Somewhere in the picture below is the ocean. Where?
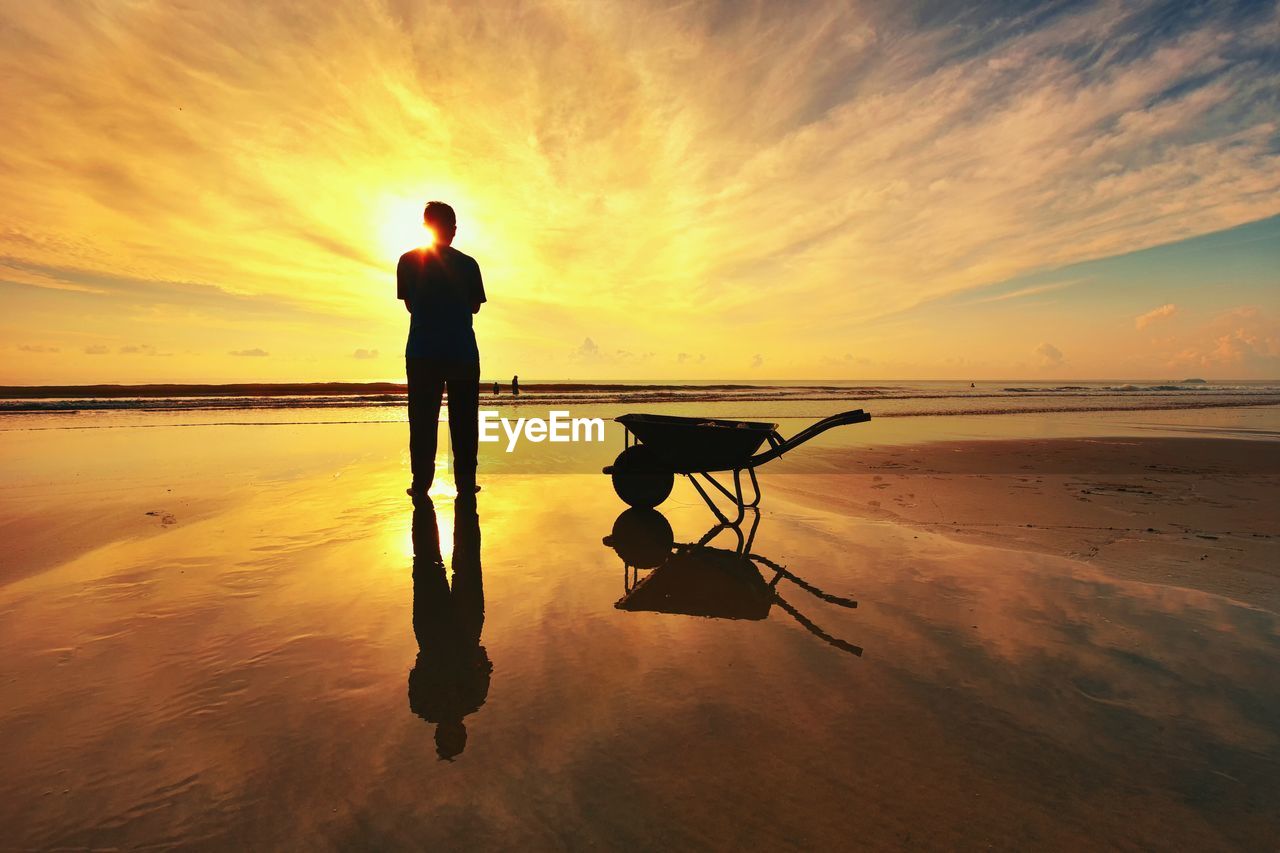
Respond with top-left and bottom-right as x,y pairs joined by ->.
2,379 -> 1278,429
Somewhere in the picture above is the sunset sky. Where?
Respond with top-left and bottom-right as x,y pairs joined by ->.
2,0 -> 1277,383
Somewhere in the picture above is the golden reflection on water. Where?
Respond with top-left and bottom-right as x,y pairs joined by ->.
0,421 -> 1278,849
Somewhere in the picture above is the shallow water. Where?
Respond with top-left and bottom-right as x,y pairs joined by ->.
4,378 -> 1279,431
1,421 -> 1277,849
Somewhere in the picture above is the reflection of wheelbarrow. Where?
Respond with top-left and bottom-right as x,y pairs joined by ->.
602,508 -> 863,657
602,410 -> 871,524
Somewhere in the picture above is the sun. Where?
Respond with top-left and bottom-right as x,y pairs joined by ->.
369,186 -> 491,262
373,195 -> 434,259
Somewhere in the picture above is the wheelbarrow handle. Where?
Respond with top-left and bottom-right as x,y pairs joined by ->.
772,593 -> 864,657
753,553 -> 858,609
748,409 -> 871,466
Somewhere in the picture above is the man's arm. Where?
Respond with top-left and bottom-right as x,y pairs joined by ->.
471,259 -> 487,315
397,253 -> 413,314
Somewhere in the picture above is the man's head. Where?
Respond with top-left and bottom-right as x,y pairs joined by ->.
423,201 -> 457,247
435,719 -> 468,760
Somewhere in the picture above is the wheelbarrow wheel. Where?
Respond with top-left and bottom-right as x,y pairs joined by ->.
603,508 -> 674,568
610,444 -> 674,508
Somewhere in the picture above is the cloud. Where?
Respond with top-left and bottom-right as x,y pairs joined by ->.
84,344 -> 109,355
1034,342 -> 1065,368
119,344 -> 171,356
823,352 -> 873,367
352,348 -> 379,359
572,337 -> 602,362
1135,303 -> 1178,330
229,348 -> 269,357
973,280 -> 1080,305
1,1 -> 1279,381
0,257 -> 337,320
18,344 -> 60,353
1209,330 -> 1273,368
1207,330 -> 1280,373
567,336 -> 651,365
1168,306 -> 1280,376
750,353 -> 764,369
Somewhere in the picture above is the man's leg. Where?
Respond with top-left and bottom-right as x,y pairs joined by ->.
445,364 -> 481,495
406,358 -> 445,495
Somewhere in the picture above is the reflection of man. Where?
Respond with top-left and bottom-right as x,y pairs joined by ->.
407,500 -> 490,760
398,201 -> 486,499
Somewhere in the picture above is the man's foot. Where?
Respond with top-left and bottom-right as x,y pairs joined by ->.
408,484 -> 477,499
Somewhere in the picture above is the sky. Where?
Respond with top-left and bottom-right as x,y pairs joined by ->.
1,0 -> 1278,383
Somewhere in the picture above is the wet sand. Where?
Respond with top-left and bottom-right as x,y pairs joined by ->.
776,436 -> 1280,612
0,420 -> 1278,849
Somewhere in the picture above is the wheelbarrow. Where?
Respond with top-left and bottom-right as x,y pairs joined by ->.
603,409 -> 871,524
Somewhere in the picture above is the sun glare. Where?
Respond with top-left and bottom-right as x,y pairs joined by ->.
373,195 -> 435,260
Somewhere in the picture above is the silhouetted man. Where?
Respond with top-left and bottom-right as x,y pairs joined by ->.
407,499 -> 489,760
398,201 -> 486,499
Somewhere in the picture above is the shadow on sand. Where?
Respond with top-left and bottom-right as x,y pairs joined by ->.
603,508 -> 864,657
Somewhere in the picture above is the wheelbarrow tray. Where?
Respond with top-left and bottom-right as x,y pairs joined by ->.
616,413 -> 778,473
615,546 -> 773,620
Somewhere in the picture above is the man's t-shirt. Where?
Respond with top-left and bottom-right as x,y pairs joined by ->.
397,245 -> 486,363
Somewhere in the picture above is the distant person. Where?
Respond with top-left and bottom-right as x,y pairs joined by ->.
407,500 -> 489,760
397,201 -> 485,499
492,381 -> 500,396
511,375 -> 520,397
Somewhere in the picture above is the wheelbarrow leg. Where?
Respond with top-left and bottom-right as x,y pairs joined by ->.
742,507 -> 761,554
688,472 -> 746,526
688,473 -> 732,526
711,471 -> 746,509
744,466 -> 762,508
695,518 -> 746,553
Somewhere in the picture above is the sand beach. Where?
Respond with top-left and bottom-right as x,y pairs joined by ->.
1,394 -> 1277,850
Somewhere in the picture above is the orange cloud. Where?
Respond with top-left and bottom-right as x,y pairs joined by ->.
0,2 -> 1277,381
1135,304 -> 1178,330
1168,307 -> 1280,375
1034,342 -> 1065,368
